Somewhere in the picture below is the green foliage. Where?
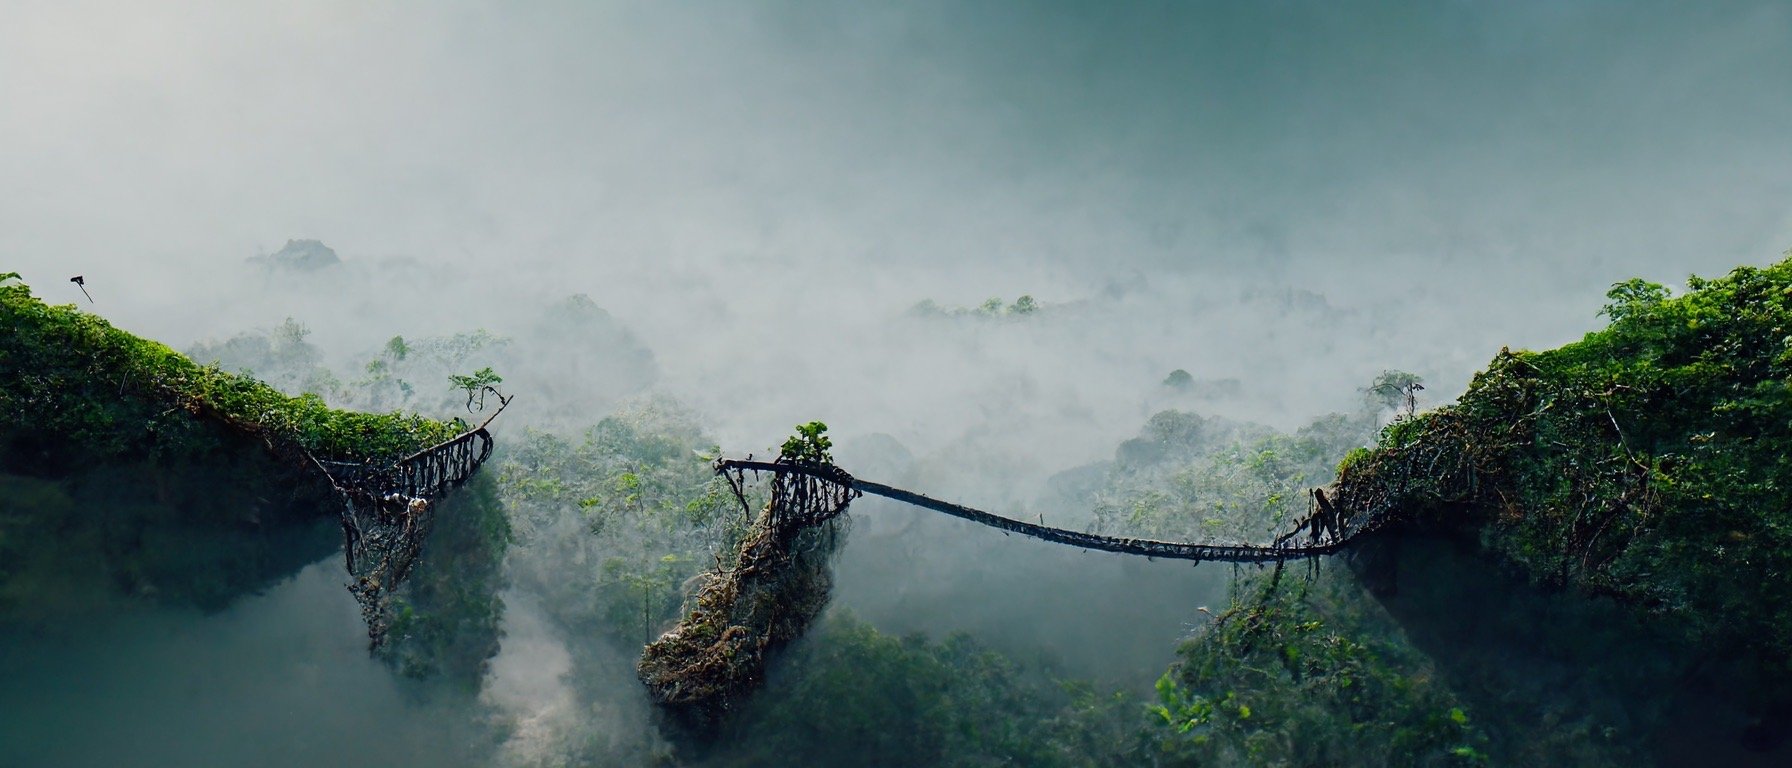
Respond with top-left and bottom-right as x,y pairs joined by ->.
497,399 -> 736,647
779,420 -> 834,463
713,613 -> 1143,767
195,324 -> 510,416
1338,255 -> 1792,685
448,366 -> 504,412
0,281 -> 462,466
448,365 -> 503,393
383,335 -> 410,362
1598,278 -> 1671,323
187,317 -> 343,403
501,406 -> 1146,761
908,295 -> 1048,319
1336,446 -> 1373,475
1365,369 -> 1426,418
1092,408 -> 1376,543
378,474 -> 510,688
2,282 -> 503,682
1150,567 -> 1489,767
0,280 -> 494,647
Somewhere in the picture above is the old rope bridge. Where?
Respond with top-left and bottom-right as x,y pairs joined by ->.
638,449 -> 1402,726
311,395 -> 511,647
716,456 -> 1394,564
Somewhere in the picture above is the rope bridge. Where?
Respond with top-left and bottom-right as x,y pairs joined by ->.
311,397 -> 508,647
316,427 -> 493,506
641,453 -> 1392,725
716,457 -> 1398,564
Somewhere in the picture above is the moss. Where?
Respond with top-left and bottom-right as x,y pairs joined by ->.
0,278 -> 463,470
637,507 -> 845,728
637,425 -> 858,729
1336,446 -> 1374,475
1149,256 -> 1792,765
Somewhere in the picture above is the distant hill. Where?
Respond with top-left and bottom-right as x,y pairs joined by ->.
249,238 -> 341,271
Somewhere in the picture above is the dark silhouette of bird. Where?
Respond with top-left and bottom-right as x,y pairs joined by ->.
70,275 -> 92,303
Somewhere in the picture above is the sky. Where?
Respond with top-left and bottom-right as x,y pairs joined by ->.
6,0 -> 1792,620
4,3 -> 1788,430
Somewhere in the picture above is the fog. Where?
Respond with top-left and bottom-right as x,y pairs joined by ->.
0,562 -> 489,767
4,1 -> 1791,765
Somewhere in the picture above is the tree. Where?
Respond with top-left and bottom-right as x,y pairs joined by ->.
780,421 -> 833,463
1599,278 -> 1671,323
384,335 -> 410,362
448,366 -> 504,412
1365,370 -> 1425,418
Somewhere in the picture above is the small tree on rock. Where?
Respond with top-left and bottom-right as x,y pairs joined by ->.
449,366 -> 504,412
780,421 -> 833,464
1366,370 -> 1425,419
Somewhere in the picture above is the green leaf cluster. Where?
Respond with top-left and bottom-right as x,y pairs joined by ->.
779,420 -> 834,464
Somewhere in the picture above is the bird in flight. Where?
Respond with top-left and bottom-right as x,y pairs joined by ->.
70,275 -> 92,303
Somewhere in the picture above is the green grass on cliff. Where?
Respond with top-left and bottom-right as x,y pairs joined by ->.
0,274 -> 464,467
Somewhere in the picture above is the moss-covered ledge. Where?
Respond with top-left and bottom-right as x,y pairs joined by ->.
1151,257 -> 1792,765
1332,255 -> 1792,688
0,276 -> 463,469
0,274 -> 468,614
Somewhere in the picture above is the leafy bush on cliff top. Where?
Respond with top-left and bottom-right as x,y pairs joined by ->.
1338,255 -> 1792,677
0,278 -> 462,466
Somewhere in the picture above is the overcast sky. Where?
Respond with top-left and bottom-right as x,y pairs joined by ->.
4,0 -> 1791,455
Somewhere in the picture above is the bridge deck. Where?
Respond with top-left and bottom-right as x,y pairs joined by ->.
718,458 -> 1380,564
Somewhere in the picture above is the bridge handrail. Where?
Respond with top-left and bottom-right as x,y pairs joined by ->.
391,393 -> 511,467
716,458 -> 1368,564
311,394 -> 511,499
